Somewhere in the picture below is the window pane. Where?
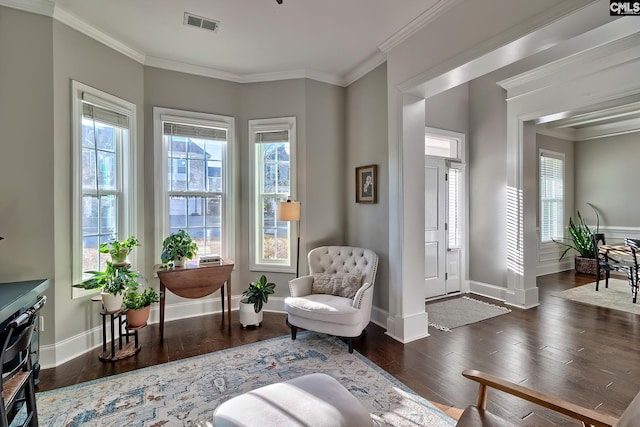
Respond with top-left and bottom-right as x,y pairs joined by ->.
163,118 -> 229,258
263,164 -> 277,193
99,195 -> 117,235
97,151 -> 116,190
448,168 -> 461,249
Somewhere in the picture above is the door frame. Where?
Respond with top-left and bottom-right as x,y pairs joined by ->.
424,127 -> 469,297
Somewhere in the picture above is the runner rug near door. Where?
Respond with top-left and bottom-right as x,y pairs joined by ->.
35,332 -> 455,427
427,296 -> 511,331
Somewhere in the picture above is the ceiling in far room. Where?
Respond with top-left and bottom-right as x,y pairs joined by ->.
536,97 -> 640,141
46,0 -> 448,86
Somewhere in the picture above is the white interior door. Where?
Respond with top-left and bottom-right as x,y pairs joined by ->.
425,157 -> 446,298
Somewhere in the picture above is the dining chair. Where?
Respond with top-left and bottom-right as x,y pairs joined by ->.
1,296 -> 46,427
592,233 -> 612,291
624,238 -> 640,304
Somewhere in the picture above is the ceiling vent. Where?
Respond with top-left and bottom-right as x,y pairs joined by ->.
183,12 -> 220,33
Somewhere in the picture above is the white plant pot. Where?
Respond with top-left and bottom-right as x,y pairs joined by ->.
173,256 -> 185,267
101,292 -> 124,312
239,301 -> 263,328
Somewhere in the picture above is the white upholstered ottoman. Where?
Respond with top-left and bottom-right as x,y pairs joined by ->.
213,373 -> 371,427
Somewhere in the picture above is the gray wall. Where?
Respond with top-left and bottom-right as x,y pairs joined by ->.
52,20 -> 145,342
426,83 -> 469,135
345,63 -> 389,310
468,75 -> 508,287
575,132 -> 640,227
0,7 -> 54,344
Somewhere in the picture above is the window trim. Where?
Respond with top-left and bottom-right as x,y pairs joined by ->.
153,107 -> 236,264
539,148 -> 565,244
425,126 -> 465,162
249,117 -> 297,273
71,80 -> 138,298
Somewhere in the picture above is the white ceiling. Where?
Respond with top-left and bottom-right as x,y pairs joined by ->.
45,0 -> 448,86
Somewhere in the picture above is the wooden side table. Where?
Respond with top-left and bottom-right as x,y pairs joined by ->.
155,260 -> 234,340
92,296 -> 143,362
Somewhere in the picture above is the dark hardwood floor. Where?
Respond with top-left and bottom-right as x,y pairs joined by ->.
39,271 -> 640,425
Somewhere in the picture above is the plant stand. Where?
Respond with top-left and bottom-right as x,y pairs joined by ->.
92,296 -> 143,362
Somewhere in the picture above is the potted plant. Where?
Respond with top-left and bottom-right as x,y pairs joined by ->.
239,275 -> 275,328
123,287 -> 161,328
554,208 -> 599,274
100,236 -> 140,265
161,229 -> 198,267
73,262 -> 141,312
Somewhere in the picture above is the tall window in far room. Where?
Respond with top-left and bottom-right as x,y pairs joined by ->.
154,108 -> 235,262
539,150 -> 564,242
71,81 -> 137,297
249,117 -> 296,272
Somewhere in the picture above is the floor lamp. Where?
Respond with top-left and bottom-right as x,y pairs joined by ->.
278,198 -> 301,277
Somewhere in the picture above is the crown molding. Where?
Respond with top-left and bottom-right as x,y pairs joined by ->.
343,51 -> 387,87
0,0 -> 53,16
243,69 -> 343,86
378,0 -> 462,53
548,100 -> 640,128
498,29 -> 640,100
144,56 -> 243,83
53,5 -> 146,64
145,56 -> 344,86
574,117 -> 640,140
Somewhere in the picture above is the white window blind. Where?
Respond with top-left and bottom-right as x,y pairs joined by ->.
448,168 -> 462,249
540,151 -> 564,242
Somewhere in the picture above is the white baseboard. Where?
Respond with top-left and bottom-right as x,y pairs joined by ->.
370,304 -> 388,329
41,295 -> 289,368
468,280 -> 509,301
537,260 -> 573,276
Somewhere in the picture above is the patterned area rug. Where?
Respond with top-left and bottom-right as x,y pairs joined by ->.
553,278 -> 640,314
427,296 -> 511,332
36,332 -> 455,426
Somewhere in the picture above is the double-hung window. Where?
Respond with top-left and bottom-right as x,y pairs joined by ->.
154,108 -> 235,261
539,150 -> 564,242
71,81 -> 137,297
249,117 -> 296,272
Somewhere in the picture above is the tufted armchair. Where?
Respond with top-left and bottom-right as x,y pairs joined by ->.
284,246 -> 378,353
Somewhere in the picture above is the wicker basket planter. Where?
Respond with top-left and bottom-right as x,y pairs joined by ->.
575,257 -> 597,275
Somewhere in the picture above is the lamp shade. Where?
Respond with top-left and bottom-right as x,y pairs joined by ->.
278,200 -> 301,221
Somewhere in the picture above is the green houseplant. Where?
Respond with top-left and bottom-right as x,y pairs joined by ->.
123,287 -> 161,327
239,275 -> 276,328
554,207 -> 600,274
161,230 -> 198,267
73,262 -> 141,312
100,236 -> 140,265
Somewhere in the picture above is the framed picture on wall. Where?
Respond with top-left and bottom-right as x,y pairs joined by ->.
356,164 -> 377,204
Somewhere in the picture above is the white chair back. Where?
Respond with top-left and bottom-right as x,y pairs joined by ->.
307,246 -> 378,286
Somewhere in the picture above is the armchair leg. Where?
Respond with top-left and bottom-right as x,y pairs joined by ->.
291,325 -> 297,340
347,337 -> 353,353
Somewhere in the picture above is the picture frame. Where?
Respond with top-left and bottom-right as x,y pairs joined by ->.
355,164 -> 377,204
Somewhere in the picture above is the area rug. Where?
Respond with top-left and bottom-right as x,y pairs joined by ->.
552,278 -> 640,314
427,296 -> 511,331
35,332 -> 455,426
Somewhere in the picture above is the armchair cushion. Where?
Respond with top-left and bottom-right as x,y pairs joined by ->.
285,294 -> 362,325
312,273 -> 362,298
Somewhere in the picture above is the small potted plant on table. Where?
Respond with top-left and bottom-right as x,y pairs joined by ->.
161,230 -> 198,267
123,287 -> 161,328
239,275 -> 276,328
